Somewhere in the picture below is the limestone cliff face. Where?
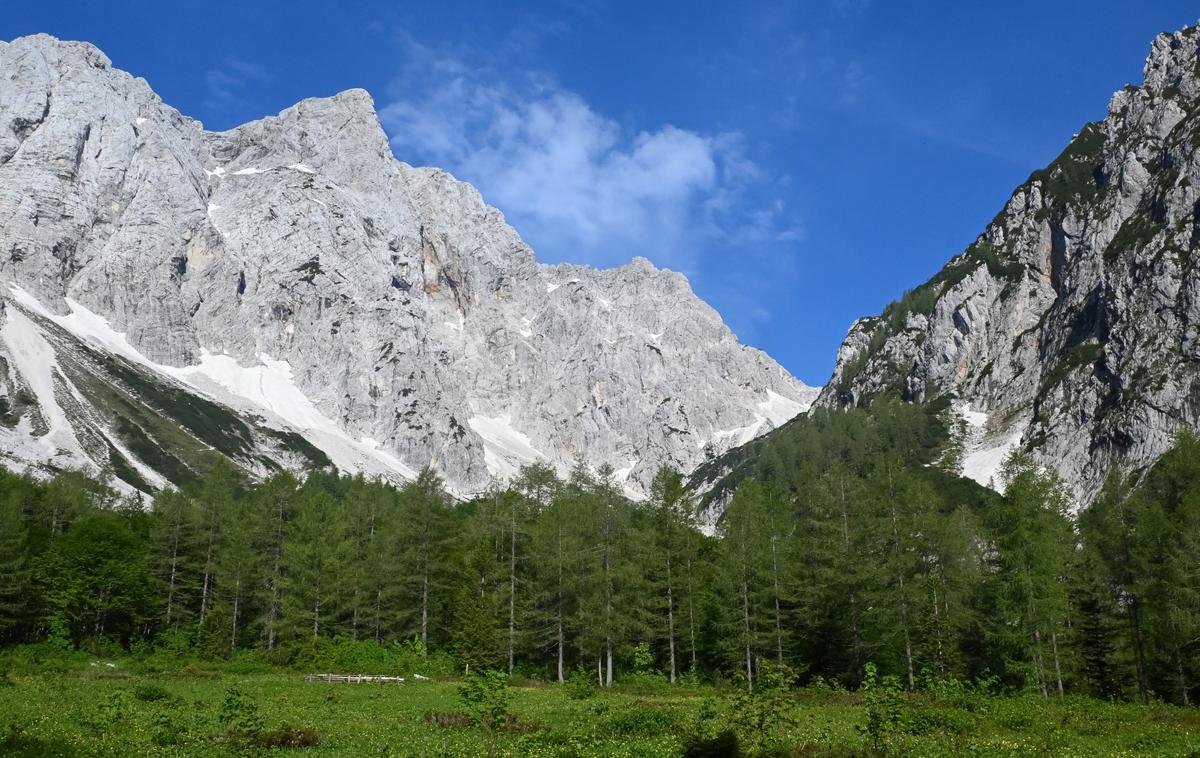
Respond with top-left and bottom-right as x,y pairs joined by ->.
818,25 -> 1200,504
0,34 -> 816,495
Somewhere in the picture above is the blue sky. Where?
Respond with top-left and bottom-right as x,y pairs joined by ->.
6,1 -> 1196,385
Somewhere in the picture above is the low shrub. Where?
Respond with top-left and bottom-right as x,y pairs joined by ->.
0,724 -> 76,758
729,662 -> 801,755
132,682 -> 173,702
565,666 -> 597,700
858,663 -> 905,753
214,686 -> 320,749
254,724 -> 322,748
426,711 -> 473,728
218,686 -> 265,738
905,706 -> 974,735
682,728 -> 740,758
602,702 -> 684,736
501,714 -> 544,734
459,670 -> 510,733
614,671 -> 673,694
149,709 -> 188,747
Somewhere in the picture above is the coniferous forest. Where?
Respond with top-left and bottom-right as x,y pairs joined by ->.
2,399 -> 1197,710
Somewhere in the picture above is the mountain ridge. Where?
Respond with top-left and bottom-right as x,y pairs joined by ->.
0,32 -> 817,497
809,23 -> 1200,506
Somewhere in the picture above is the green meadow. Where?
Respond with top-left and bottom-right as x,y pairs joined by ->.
1,652 -> 1198,757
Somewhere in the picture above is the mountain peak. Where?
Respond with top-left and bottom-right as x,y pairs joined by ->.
8,32 -> 114,75
1141,24 -> 1200,100
206,86 -> 393,181
0,33 -> 815,499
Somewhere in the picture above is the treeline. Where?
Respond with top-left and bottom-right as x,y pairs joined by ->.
0,401 -> 1196,704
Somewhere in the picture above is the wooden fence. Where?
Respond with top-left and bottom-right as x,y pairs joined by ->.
303,673 -> 406,684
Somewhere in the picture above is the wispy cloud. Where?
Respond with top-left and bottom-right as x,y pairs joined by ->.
830,0 -> 871,17
378,36 -> 798,273
204,56 -> 273,115
882,98 -> 1043,167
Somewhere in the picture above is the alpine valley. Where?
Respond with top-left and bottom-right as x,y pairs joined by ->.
6,13 -> 1200,755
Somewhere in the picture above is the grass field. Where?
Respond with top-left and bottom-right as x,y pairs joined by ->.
1,657 -> 1199,757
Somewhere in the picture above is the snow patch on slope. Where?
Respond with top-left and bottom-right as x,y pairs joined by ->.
699,388 -> 814,454
467,414 -> 545,482
176,352 -> 333,433
0,307 -> 82,458
167,353 -> 422,484
758,388 -> 810,427
956,402 -> 1023,492
962,432 -> 1023,491
7,286 -> 421,487
709,417 -> 767,449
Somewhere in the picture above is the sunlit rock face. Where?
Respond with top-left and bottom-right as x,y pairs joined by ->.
817,25 -> 1200,507
0,34 -> 816,496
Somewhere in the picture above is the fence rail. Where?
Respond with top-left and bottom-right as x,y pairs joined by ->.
303,673 -> 406,684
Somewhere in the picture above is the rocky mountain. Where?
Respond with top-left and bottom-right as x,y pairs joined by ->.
0,33 -> 816,497
815,24 -> 1200,506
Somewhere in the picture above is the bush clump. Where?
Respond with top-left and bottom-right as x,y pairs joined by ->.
565,666 -> 598,700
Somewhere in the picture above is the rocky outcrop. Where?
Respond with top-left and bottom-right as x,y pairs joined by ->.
819,24 -> 1200,505
0,34 -> 816,496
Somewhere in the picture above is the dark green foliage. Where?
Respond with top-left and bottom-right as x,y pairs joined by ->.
566,666 -> 598,699
693,398 -> 975,515
882,286 -> 938,333
729,661 -> 800,753
266,430 -> 334,469
1040,342 -> 1103,396
682,728 -> 740,758
0,386 -> 38,428
968,241 -> 1025,282
0,422 -> 1196,709
110,414 -> 195,486
104,442 -> 153,494
1104,212 -> 1164,262
859,662 -> 905,753
980,452 -> 1074,696
88,350 -> 253,460
218,686 -> 265,738
295,258 -> 323,284
254,724 -> 322,748
452,543 -> 506,673
835,339 -> 874,392
131,682 -> 172,702
31,512 -> 155,647
1079,430 -> 1200,705
834,240 -> 1026,402
1027,122 -> 1108,206
459,669 -> 511,733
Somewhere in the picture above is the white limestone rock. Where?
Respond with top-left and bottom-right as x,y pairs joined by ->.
0,33 -> 817,497
818,24 -> 1200,507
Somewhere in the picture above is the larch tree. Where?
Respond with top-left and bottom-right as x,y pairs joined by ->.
281,485 -> 347,641
396,468 -> 455,652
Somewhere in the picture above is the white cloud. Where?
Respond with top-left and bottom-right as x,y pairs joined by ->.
378,40 -> 794,271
